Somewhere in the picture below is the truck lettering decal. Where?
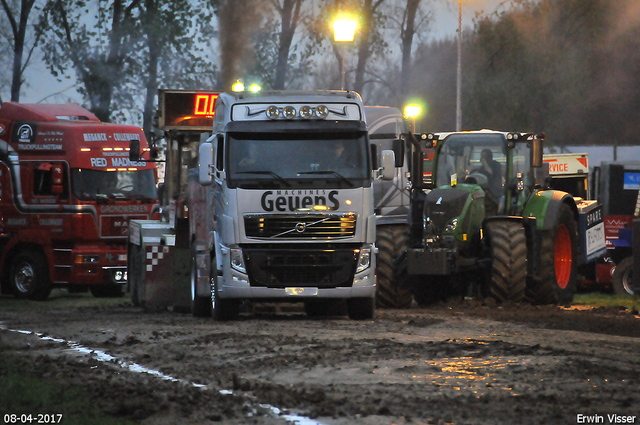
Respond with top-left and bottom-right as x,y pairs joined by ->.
7,218 -> 27,226
261,190 -> 340,212
83,133 -> 108,141
100,205 -> 149,213
18,144 -> 62,150
110,157 -> 147,167
113,133 -> 140,141
91,158 -> 108,167
39,218 -> 63,226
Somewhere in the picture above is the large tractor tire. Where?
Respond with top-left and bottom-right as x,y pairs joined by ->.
528,203 -> 578,305
485,221 -> 527,302
10,250 -> 51,301
612,257 -> 634,297
376,225 -> 413,309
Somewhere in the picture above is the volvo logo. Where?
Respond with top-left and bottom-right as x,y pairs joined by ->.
295,222 -> 307,233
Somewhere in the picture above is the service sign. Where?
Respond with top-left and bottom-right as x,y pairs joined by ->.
543,154 -> 588,176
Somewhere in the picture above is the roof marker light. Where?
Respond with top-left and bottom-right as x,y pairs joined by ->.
266,105 -> 280,119
283,106 -> 296,119
300,106 -> 313,119
315,105 -> 328,119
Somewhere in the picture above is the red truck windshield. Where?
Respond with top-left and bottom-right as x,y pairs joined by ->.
72,169 -> 157,201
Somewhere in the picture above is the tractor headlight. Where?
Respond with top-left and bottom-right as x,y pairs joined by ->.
445,218 -> 459,232
356,248 -> 371,273
230,249 -> 246,274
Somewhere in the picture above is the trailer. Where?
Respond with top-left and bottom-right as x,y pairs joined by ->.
0,102 -> 159,299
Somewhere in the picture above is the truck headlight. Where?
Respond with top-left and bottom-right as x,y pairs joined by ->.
445,218 -> 458,232
356,248 -> 371,273
230,249 -> 246,274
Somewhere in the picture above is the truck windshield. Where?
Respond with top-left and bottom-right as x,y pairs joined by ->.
435,134 -> 506,199
227,132 -> 370,189
71,169 -> 158,201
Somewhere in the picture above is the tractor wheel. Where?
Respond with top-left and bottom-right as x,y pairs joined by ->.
210,261 -> 239,321
612,257 -> 634,297
376,225 -> 413,309
190,245 -> 212,317
10,250 -> 51,301
528,203 -> 578,305
485,221 -> 527,302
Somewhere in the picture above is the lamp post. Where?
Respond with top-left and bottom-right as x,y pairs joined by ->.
456,0 -> 462,131
404,104 -> 422,133
333,16 -> 357,91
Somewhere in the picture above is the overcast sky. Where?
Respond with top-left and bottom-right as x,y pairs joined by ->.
17,0 -> 506,104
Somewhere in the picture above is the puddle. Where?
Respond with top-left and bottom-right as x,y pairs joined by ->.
0,324 -> 325,425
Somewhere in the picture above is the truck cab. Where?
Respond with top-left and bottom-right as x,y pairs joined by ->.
0,102 -> 159,299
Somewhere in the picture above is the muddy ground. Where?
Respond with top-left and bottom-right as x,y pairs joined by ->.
1,296 -> 640,425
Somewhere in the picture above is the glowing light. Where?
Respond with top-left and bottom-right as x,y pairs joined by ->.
249,84 -> 261,92
333,17 -> 358,42
80,148 -> 90,152
404,105 -> 422,119
194,94 -> 218,115
232,80 -> 245,92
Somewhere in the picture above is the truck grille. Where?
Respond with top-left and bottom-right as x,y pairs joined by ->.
244,248 -> 357,288
244,213 -> 357,239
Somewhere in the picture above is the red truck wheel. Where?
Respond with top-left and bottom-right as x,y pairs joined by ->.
10,251 -> 51,301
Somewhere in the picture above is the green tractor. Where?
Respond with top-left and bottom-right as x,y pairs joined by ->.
401,130 -> 605,305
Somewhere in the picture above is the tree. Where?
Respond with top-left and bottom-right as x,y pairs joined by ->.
273,0 -> 303,89
43,0 -> 143,121
1,0 -> 50,102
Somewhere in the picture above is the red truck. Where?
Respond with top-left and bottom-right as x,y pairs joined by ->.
0,102 -> 159,300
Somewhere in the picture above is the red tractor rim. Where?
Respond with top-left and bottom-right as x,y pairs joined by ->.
555,224 -> 572,289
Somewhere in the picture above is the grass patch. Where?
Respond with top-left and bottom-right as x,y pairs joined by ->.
0,355 -> 136,425
573,292 -> 640,312
0,289 -> 132,312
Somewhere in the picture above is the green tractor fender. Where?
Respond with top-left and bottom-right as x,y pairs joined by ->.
522,190 -> 578,232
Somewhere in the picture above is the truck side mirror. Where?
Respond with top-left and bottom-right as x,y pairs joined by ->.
198,142 -> 214,186
129,139 -> 140,161
370,144 -> 378,170
392,139 -> 405,167
379,149 -> 396,180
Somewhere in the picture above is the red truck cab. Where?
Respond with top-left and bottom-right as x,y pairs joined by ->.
0,102 -> 159,299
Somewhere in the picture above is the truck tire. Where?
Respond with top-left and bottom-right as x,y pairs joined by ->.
10,251 -> 51,301
190,245 -> 212,317
210,264 -> 239,321
528,203 -> 578,305
376,225 -> 413,309
612,257 -> 634,297
485,221 -> 527,302
347,297 -> 375,320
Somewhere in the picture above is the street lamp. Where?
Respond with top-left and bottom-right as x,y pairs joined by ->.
333,16 -> 357,91
404,104 -> 422,133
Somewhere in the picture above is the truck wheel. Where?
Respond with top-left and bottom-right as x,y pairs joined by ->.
612,257 -> 634,297
210,265 -> 239,321
485,221 -> 527,302
376,225 -> 413,309
347,297 -> 375,320
10,251 -> 51,300
90,285 -> 125,298
191,245 -> 212,317
529,203 -> 578,305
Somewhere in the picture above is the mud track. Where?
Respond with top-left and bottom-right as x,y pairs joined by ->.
1,299 -> 639,425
